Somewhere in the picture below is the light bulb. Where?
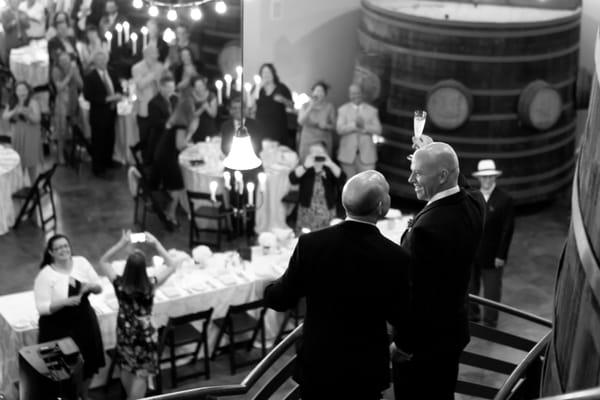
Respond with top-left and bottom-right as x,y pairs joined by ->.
132,0 -> 143,9
166,8 -> 177,21
215,1 -> 227,14
140,26 -> 148,35
162,27 -> 175,44
190,7 -> 202,20
148,5 -> 158,17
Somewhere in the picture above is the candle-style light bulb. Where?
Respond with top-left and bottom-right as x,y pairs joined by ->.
257,172 -> 267,192
246,182 -> 255,206
209,180 -> 218,202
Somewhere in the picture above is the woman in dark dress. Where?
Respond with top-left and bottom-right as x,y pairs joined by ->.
34,234 -> 105,400
100,230 -> 176,400
189,75 -> 218,143
153,95 -> 194,226
255,63 -> 294,148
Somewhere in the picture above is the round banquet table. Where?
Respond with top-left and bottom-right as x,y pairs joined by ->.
254,145 -> 298,234
113,100 -> 139,165
9,40 -> 49,88
0,147 -> 24,235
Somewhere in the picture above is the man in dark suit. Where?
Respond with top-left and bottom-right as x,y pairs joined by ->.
83,50 -> 122,176
392,142 -> 485,400
264,170 -> 411,400
469,159 -> 515,327
220,94 -> 263,157
145,75 -> 176,165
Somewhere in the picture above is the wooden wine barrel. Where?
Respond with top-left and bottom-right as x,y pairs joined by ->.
541,33 -> 600,395
359,0 -> 581,204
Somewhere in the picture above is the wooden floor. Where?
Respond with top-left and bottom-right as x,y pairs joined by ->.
0,160 -> 570,399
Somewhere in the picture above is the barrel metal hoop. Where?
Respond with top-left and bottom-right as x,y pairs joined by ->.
359,30 -> 580,63
361,8 -> 582,39
571,159 -> 600,304
390,77 -> 577,97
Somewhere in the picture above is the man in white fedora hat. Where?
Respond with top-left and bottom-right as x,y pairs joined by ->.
469,159 -> 515,327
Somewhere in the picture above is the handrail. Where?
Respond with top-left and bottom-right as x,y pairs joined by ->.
469,294 -> 553,328
143,324 -> 304,400
538,388 -> 600,400
494,332 -> 552,400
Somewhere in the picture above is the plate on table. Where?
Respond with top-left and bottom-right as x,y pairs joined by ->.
13,320 -> 31,330
161,286 -> 182,299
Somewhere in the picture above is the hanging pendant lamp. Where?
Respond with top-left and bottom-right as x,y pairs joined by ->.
223,125 -> 262,170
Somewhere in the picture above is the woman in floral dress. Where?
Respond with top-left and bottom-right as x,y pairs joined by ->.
289,142 -> 345,233
99,231 -> 177,399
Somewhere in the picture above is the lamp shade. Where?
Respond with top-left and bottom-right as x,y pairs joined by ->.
223,126 -> 262,170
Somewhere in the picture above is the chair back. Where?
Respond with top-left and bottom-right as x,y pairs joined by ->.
228,299 -> 265,315
159,308 -> 214,351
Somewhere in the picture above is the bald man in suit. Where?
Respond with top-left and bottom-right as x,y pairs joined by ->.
392,142 -> 485,400
265,171 -> 411,400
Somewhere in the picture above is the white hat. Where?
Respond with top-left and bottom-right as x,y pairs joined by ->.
472,159 -> 502,177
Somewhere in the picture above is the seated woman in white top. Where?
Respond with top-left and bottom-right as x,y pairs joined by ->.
33,234 -> 105,400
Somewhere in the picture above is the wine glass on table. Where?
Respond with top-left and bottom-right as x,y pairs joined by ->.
408,110 -> 427,161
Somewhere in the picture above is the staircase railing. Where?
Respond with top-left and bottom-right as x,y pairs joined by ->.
143,295 -> 553,400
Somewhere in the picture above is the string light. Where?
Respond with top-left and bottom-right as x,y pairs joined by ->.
148,4 -> 159,17
190,7 -> 202,20
215,1 -> 227,14
132,0 -> 143,8
166,8 -> 177,21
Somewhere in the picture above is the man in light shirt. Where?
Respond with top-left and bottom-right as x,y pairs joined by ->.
392,142 -> 485,400
336,84 -> 382,178
131,44 -> 166,161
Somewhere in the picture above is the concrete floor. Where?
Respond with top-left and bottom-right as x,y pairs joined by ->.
0,162 -> 571,399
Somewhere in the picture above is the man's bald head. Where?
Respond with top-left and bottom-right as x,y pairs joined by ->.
342,170 -> 391,220
409,142 -> 460,201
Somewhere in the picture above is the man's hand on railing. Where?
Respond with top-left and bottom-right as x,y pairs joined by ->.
390,342 -> 413,363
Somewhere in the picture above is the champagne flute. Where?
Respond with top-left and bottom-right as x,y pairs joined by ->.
408,110 -> 427,161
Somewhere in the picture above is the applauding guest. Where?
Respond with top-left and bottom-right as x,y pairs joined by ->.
297,81 -> 336,162
99,230 -> 177,400
3,81 -> 42,183
289,142 -> 345,233
34,234 -> 105,400
265,171 -> 410,400
336,84 -> 382,178
255,63 -> 294,148
188,75 -> 218,143
83,49 -> 122,177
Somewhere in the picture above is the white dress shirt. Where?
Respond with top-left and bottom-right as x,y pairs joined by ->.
427,185 -> 460,206
34,256 -> 101,315
345,216 -> 377,226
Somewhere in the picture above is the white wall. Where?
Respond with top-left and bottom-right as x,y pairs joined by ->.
580,0 -> 600,74
243,0 -> 361,106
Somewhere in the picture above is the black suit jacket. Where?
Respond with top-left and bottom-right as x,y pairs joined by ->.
83,68 -> 121,116
397,189 -> 485,355
475,187 -> 515,269
219,117 -> 263,156
264,221 -> 411,393
145,93 -> 176,162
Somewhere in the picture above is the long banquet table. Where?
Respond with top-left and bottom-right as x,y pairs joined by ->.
0,217 -> 409,399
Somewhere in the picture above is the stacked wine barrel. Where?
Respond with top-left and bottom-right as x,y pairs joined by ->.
357,0 -> 581,204
541,36 -> 600,394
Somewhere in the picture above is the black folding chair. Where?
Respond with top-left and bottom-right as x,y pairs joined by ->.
130,143 -> 166,229
156,308 -> 214,392
12,164 -> 58,233
211,299 -> 267,375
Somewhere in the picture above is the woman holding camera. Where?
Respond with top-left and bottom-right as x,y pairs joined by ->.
297,81 -> 336,162
289,142 -> 345,233
34,234 -> 105,400
99,231 -> 177,400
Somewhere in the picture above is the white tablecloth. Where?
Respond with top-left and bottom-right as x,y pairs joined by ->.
179,141 -> 225,194
113,101 -> 139,165
9,40 -> 49,88
0,146 -> 24,235
254,146 -> 298,234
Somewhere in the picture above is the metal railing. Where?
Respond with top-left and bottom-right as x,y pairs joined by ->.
143,295 -> 555,400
